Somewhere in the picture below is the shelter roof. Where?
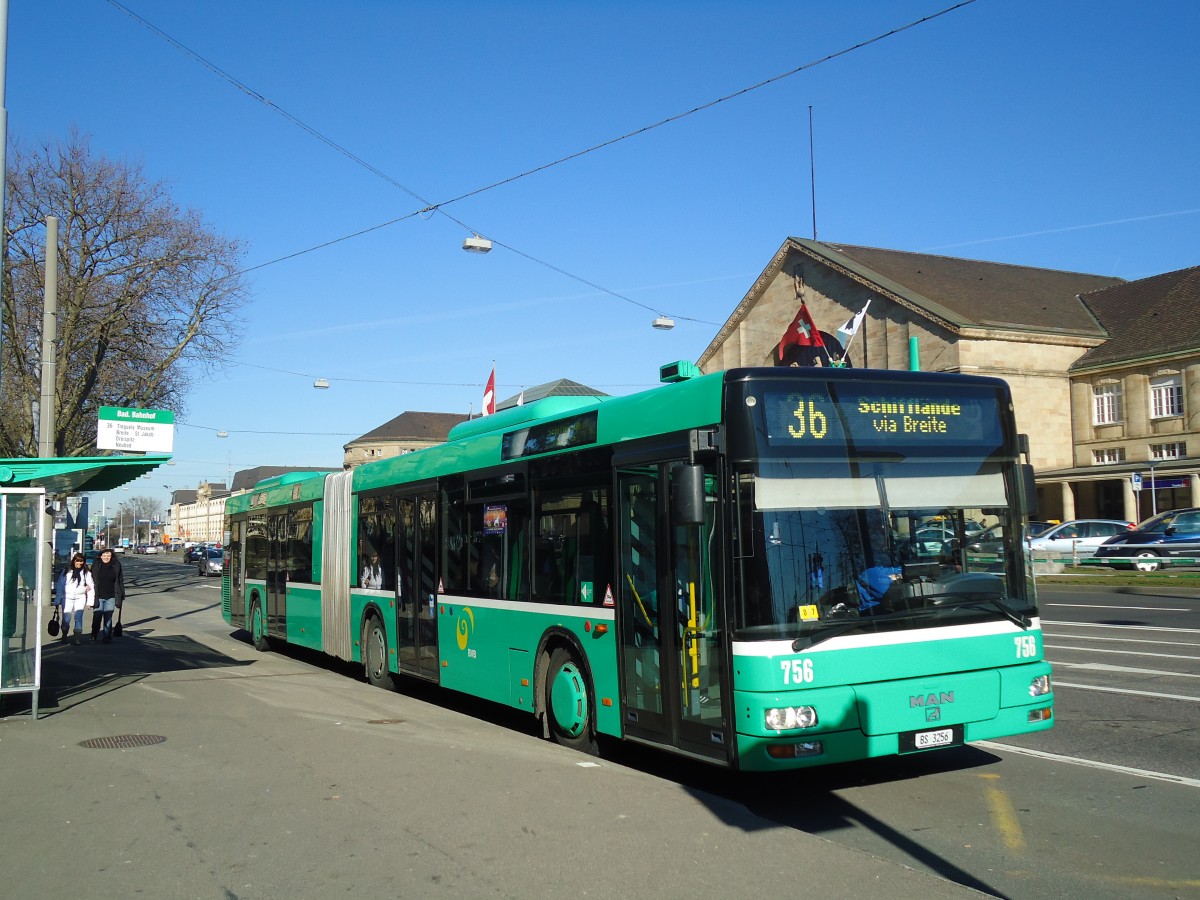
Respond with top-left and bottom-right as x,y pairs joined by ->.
0,455 -> 171,496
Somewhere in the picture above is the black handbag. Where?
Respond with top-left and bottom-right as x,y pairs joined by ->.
47,607 -> 60,637
112,607 -> 122,638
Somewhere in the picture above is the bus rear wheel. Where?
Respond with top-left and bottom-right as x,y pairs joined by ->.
545,647 -> 597,755
250,600 -> 270,652
362,616 -> 392,689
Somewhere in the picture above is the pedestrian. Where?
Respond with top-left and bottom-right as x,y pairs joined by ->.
55,552 -> 95,645
90,547 -> 125,643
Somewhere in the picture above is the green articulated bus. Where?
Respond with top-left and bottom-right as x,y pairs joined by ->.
221,363 -> 1053,771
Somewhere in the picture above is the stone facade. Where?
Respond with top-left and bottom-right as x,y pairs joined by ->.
698,240 -> 1199,523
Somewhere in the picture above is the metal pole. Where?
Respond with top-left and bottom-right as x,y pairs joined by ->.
0,0 -> 9,384
1150,462 -> 1157,517
38,217 -> 59,458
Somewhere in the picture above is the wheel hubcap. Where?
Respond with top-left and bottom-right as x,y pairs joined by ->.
550,662 -> 587,737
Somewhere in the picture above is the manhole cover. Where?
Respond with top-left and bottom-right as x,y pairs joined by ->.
79,734 -> 167,750
367,718 -> 406,725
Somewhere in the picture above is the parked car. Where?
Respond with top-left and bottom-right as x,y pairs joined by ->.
1091,508 -> 1200,572
1025,519 -> 1134,556
966,523 -> 1008,555
1025,521 -> 1056,538
143,543 -> 160,554
184,545 -> 206,563
198,547 -> 224,577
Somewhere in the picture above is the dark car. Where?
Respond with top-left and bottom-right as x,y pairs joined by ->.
197,547 -> 224,577
1090,508 -> 1200,572
184,545 -> 207,563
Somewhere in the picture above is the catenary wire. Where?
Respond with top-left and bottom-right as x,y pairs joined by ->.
105,0 -> 978,323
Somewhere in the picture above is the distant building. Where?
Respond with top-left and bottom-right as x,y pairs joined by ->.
342,380 -> 609,468
698,238 -> 1199,521
168,467 -> 337,542
342,411 -> 470,468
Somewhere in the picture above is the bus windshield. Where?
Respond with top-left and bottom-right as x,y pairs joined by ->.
734,460 -> 1033,643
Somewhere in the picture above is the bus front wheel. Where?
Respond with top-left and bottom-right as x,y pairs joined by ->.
545,647 -> 597,755
362,616 -> 392,689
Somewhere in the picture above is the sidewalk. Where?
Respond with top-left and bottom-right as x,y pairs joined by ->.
2,581 -> 987,900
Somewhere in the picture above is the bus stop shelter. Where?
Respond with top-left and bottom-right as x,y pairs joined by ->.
1,454 -> 170,718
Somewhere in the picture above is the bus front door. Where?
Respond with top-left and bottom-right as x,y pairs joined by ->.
396,493 -> 439,681
617,463 -> 727,763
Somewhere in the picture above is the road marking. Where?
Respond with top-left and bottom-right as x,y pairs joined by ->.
1051,660 -> 1200,677
977,773 -> 1026,851
1052,680 -> 1200,702
1045,643 -> 1200,663
1043,633 -> 1200,648
1043,620 -> 1200,634
974,740 -> 1200,788
1045,603 -> 1188,611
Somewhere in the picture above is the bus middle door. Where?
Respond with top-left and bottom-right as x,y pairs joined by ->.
396,492 -> 439,681
266,512 -> 287,635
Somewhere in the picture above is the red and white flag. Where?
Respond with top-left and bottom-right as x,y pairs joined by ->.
482,366 -> 496,416
778,303 -> 824,361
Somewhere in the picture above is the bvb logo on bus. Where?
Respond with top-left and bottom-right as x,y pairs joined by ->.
456,607 -> 475,651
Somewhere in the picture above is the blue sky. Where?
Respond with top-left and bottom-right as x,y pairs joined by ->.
8,0 -> 1199,516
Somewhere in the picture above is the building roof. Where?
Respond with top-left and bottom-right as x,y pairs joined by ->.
1073,265 -> 1200,369
347,411 -> 470,447
497,378 -> 608,411
796,240 -> 1123,335
231,467 -> 338,492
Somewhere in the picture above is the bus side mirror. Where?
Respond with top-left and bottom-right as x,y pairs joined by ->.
1019,464 -> 1038,519
673,464 -> 706,526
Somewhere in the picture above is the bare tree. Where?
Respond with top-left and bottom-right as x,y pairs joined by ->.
1,130 -> 249,457
105,495 -> 164,546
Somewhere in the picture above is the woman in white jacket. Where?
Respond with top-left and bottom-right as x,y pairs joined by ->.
55,553 -> 95,645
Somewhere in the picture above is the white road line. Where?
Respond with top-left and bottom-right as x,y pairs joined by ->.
1051,660 -> 1200,678
1052,680 -> 1200,702
1045,603 -> 1188,611
1045,643 -> 1200,662
1043,633 -> 1200,648
974,740 -> 1200,789
1043,620 -> 1200,634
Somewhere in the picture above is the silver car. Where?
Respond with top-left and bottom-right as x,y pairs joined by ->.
1026,519 -> 1133,555
198,547 -> 224,577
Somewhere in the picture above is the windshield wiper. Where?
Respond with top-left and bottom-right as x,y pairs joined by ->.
926,592 -> 1031,629
790,607 -> 930,651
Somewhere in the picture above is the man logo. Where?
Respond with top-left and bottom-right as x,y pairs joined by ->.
926,707 -> 942,722
910,691 -> 954,708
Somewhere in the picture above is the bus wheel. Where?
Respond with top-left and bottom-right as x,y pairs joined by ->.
362,616 -> 392,689
250,601 -> 270,652
546,647 -> 597,755
1133,551 -> 1162,573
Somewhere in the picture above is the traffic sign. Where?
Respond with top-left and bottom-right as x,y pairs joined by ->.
1130,472 -> 1142,491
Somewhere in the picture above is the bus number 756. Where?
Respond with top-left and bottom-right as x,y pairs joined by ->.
781,659 -> 814,684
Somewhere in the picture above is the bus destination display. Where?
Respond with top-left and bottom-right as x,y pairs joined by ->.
761,384 -> 1005,452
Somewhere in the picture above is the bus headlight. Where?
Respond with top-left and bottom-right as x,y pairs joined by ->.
1029,674 -> 1052,697
764,706 -> 818,731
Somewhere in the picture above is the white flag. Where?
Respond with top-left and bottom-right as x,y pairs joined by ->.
836,299 -> 871,344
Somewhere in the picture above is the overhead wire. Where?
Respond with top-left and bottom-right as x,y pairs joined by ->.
105,0 -> 979,323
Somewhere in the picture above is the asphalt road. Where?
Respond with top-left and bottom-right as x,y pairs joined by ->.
3,556 -> 1197,899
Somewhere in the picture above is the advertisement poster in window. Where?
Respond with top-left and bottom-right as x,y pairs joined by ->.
483,504 -> 507,535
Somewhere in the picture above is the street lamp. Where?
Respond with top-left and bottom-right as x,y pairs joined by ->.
462,234 -> 492,253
